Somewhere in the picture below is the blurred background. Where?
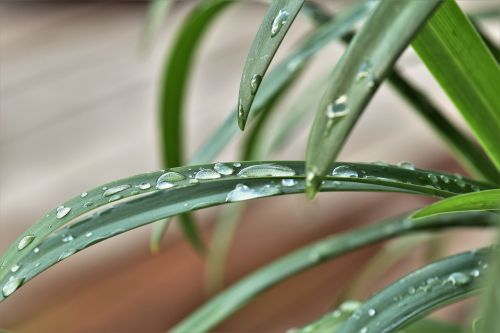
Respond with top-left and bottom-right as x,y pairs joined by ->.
0,0 -> 498,332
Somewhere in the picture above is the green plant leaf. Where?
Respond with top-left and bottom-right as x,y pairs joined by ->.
138,0 -> 174,53
237,0 -> 305,130
154,0 -> 233,252
305,0 -> 442,198
0,161 -> 491,301
412,189 -> 500,219
412,0 -> 500,169
172,211 -> 497,332
192,0 -> 373,165
399,319 -> 469,333
336,247 -> 492,333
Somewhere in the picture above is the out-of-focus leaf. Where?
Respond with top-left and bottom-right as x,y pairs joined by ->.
412,0 -> 500,169
305,0 -> 442,198
139,0 -> 174,53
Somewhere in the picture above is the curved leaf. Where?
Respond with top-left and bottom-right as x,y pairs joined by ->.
237,0 -> 305,130
172,211 -> 497,332
336,247 -> 492,333
305,0 -> 442,198
0,162 -> 492,301
412,189 -> 500,219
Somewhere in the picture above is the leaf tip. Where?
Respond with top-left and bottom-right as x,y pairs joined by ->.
305,169 -> 321,199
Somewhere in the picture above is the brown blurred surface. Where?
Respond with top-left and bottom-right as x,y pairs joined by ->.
0,1 -> 497,332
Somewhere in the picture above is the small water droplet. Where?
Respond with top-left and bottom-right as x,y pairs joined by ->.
233,162 -> 241,167
80,192 -> 88,198
226,183 -> 280,202
18,235 -> 35,250
455,178 -> 466,188
56,206 -> 71,219
427,174 -> 438,184
339,300 -> 362,313
325,95 -> 349,120
271,9 -> 289,36
137,182 -> 151,190
397,161 -> 415,170
360,327 -> 368,333
332,310 -> 341,318
33,247 -> 40,253
332,165 -> 358,178
130,190 -> 139,195
108,194 -> 121,202
281,179 -> 297,187
238,99 -> 244,118
214,163 -> 234,176
10,264 -> 20,273
62,235 -> 74,243
408,286 -> 416,294
103,184 -> 130,197
470,269 -> 480,277
237,164 -> 295,177
83,202 -> 94,208
35,262 -> 41,268
195,168 -> 221,180
157,171 -> 185,183
250,74 -> 262,95
189,179 -> 199,184
368,308 -> 376,316
58,249 -> 76,261
447,272 -> 470,286
85,232 -> 93,237
2,276 -> 23,297
439,175 -> 450,183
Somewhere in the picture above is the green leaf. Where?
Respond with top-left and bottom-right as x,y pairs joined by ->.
305,0 -> 442,198
237,0 -> 305,130
138,0 -> 174,53
336,247 -> 492,333
191,0 -> 374,165
154,0 -> 233,252
0,161 -> 491,301
412,189 -> 500,219
412,0 -> 500,169
399,319 -> 468,333
172,211 -> 497,332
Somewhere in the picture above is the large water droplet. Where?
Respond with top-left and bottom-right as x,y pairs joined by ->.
195,168 -> 221,180
233,162 -> 241,167
332,165 -> 358,178
103,184 -> 130,197
10,264 -> 20,273
237,164 -> 295,177
2,276 -> 23,297
56,206 -> 71,219
214,163 -> 234,176
250,74 -> 262,95
226,183 -> 280,202
156,181 -> 175,190
157,171 -> 185,183
447,272 -> 470,286
397,161 -> 415,170
108,194 -> 122,202
271,9 -> 289,37
137,182 -> 151,190
18,235 -> 35,250
281,179 -> 297,187
325,95 -> 349,120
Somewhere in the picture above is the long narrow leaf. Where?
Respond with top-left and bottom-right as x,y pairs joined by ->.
172,211 -> 497,332
412,189 -> 500,219
412,0 -> 500,169
336,247 -> 492,333
237,0 -> 305,130
305,0 -> 442,198
0,162 -> 492,301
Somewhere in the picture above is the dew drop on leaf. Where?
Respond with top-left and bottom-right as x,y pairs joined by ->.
250,74 -> 262,95
397,161 -> 415,170
237,164 -> 295,177
332,165 -> 358,178
2,276 -> 23,297
447,272 -> 470,286
214,163 -> 234,176
103,184 -> 130,197
10,264 -> 20,273
137,182 -> 151,190
18,235 -> 35,251
195,168 -> 221,180
226,183 -> 280,202
270,9 -> 289,37
56,206 -> 71,219
281,179 -> 297,187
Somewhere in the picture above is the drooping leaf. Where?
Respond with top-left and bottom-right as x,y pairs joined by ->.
412,0 -> 500,169
237,0 -> 305,130
412,189 -> 500,219
305,0 -> 442,198
172,211 -> 497,332
336,247 -> 493,333
0,161 -> 492,301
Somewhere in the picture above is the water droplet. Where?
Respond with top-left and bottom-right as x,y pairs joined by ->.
35,262 -> 41,268
325,95 -> 349,120
238,99 -> 244,118
189,179 -> 199,184
397,161 -> 415,170
339,300 -> 362,313
427,174 -> 438,184
58,249 -> 76,261
250,74 -> 262,95
10,264 -> 20,273
237,164 -> 295,177
356,60 -> 375,88
83,202 -> 94,208
80,192 -> 88,198
214,163 -> 234,176
56,206 -> 71,219
455,178 -> 466,188
103,184 -> 130,197
195,168 -> 221,180
360,327 -> 368,333
233,162 -> 241,167
226,183 -> 280,202
108,194 -> 122,202
2,276 -> 23,297
332,310 -> 342,318
137,182 -> 151,190
62,235 -> 74,243
130,190 -> 139,195
33,247 -> 40,253
18,235 -> 35,250
281,179 -> 297,187
447,272 -> 470,286
271,9 -> 289,36
408,286 -> 416,294
157,171 -> 185,184
372,161 -> 389,166
368,308 -> 376,316
85,232 -> 93,237
439,175 -> 450,183
470,269 -> 480,277
332,165 -> 358,178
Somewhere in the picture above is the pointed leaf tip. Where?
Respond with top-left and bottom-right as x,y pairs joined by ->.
305,170 -> 321,199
